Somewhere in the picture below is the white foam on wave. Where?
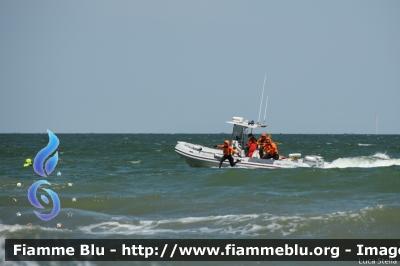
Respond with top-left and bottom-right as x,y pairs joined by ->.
130,160 -> 141,164
325,153 -> 400,169
373,153 -> 391,160
0,223 -> 70,233
77,205 -> 386,237
358,143 -> 375,146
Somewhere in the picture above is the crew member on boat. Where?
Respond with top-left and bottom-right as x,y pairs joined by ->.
246,133 -> 258,157
257,133 -> 269,157
262,138 -> 279,160
214,140 -> 241,168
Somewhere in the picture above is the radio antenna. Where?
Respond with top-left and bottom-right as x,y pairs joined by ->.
263,95 -> 269,124
257,74 -> 266,124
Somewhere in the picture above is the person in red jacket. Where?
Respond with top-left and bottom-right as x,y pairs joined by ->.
214,140 -> 241,168
262,138 -> 279,160
246,133 -> 258,157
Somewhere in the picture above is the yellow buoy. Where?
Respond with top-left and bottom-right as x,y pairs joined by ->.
23,158 -> 32,167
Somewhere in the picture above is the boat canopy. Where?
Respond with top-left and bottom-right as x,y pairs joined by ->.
226,117 -> 267,155
226,117 -> 267,129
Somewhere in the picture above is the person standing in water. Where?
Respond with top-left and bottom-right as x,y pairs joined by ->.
214,140 -> 241,168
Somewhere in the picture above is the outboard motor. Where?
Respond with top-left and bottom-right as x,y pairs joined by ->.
303,155 -> 325,168
232,140 -> 246,157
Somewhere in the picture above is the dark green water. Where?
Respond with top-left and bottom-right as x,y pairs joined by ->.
1,134 -> 400,265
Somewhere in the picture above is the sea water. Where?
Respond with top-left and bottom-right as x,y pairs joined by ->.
1,133 -> 399,265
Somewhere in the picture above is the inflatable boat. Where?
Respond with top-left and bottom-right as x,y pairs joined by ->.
175,117 -> 327,169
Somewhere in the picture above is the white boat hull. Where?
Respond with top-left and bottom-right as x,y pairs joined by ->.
175,141 -> 320,169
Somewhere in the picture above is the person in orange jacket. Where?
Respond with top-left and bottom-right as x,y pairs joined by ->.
246,133 -> 258,157
262,138 -> 279,160
257,133 -> 268,157
214,140 -> 241,168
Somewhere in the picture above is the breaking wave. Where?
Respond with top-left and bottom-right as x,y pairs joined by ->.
373,153 -> 390,160
77,205 -> 386,238
325,153 -> 400,169
0,223 -> 70,233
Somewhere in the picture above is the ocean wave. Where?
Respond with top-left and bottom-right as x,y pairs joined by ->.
373,153 -> 390,160
358,143 -> 375,146
77,205 -> 387,237
325,153 -> 400,169
0,223 -> 70,233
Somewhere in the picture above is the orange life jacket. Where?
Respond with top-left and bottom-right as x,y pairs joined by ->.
247,138 -> 257,153
248,142 -> 257,157
217,144 -> 238,156
247,137 -> 256,147
263,142 -> 278,155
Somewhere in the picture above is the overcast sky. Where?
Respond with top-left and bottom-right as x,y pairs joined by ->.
1,0 -> 399,134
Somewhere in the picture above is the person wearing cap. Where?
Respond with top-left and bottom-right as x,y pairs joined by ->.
257,133 -> 269,157
262,138 -> 279,160
246,133 -> 258,157
214,140 -> 241,168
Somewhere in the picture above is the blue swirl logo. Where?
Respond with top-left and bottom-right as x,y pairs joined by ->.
28,180 -> 60,221
28,130 -> 61,221
33,130 -> 59,177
